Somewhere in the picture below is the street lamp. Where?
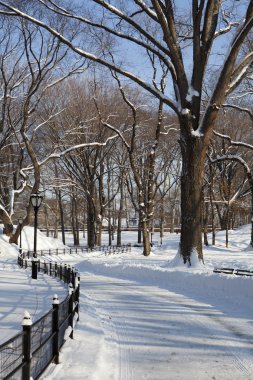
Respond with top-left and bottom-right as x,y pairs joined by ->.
30,193 -> 43,279
150,223 -> 154,247
160,220 -> 163,245
18,217 -> 23,254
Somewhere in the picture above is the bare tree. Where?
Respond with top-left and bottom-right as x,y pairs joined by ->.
0,18 -> 87,242
0,1 -> 252,264
210,128 -> 253,247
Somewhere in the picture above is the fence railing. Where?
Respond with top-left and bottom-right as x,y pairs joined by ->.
22,243 -> 131,259
213,267 -> 253,277
0,255 -> 80,380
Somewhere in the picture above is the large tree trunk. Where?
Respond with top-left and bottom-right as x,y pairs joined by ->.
203,192 -> 209,246
250,180 -> 253,247
209,167 -> 216,245
142,220 -> 151,257
180,135 -> 205,264
58,189 -> 65,245
137,210 -> 142,244
54,190 -> 59,239
71,196 -> 77,245
117,175 -> 124,246
75,205 -> 80,246
0,209 -> 14,237
251,193 -> 253,248
160,198 -> 165,244
44,203 -> 50,237
87,198 -> 96,248
96,220 -> 102,246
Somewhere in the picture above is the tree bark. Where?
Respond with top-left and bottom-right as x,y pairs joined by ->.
142,220 -> 150,257
117,174 -> 124,246
87,196 -> 96,248
0,209 -> 13,237
180,134 -> 205,264
58,189 -> 65,245
203,199 -> 209,247
137,212 -> 142,244
251,189 -> 253,247
44,203 -> 50,237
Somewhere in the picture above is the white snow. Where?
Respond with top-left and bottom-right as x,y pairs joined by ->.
0,226 -> 67,343
191,128 -> 204,137
186,86 -> 200,102
22,311 -> 32,326
181,108 -> 190,115
1,225 -> 253,379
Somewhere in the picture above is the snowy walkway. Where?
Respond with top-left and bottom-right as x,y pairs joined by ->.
0,255 -> 67,344
81,274 -> 253,380
0,227 -> 67,344
1,226 -> 253,379
44,259 -> 253,380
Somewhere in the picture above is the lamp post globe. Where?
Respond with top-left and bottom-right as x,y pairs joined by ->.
30,193 -> 43,209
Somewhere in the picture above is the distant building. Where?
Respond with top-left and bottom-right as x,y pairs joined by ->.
128,217 -> 138,227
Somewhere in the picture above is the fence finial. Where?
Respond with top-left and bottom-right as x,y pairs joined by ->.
68,283 -> 73,295
22,310 -> 32,326
53,294 -> 59,305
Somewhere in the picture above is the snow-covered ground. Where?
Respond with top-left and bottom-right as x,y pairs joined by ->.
0,227 -> 67,344
1,225 -> 253,379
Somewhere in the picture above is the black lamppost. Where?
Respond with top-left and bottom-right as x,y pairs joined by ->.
18,217 -> 23,254
30,193 -> 43,279
150,223 -> 154,247
160,220 -> 163,245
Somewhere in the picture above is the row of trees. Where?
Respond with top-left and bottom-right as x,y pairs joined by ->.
0,1 -> 252,263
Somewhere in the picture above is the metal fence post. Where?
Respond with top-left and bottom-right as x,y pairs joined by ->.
22,311 -> 32,380
68,284 -> 74,339
64,264 -> 67,283
52,294 -> 60,365
71,268 -> 76,288
66,264 -> 69,283
75,273 -> 80,322
59,264 -> 62,281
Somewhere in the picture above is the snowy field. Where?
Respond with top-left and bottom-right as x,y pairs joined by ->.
1,225 -> 253,379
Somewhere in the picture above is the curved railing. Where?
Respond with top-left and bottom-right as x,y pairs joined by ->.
22,243 -> 131,259
0,251 -> 80,380
213,267 -> 253,276
0,243 -> 131,379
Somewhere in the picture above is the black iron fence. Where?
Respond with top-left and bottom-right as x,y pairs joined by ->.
213,267 -> 253,277
22,243 -> 131,258
0,255 -> 80,380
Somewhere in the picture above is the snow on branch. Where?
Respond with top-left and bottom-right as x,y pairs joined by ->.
209,153 -> 251,176
31,109 -> 66,137
230,15 -> 253,52
22,134 -> 119,170
227,52 -> 253,94
222,103 -> 253,123
100,121 -> 130,150
161,124 -> 179,135
39,0 -> 176,77
132,1 -> 157,19
213,130 -> 253,151
41,61 -> 89,93
214,22 -> 240,38
0,202 -> 11,219
0,1 -> 178,114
